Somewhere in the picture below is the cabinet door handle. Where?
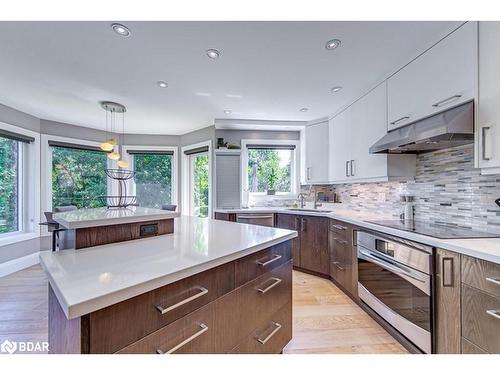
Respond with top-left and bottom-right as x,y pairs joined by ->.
294,217 -> 300,230
350,159 -> 355,177
156,323 -> 209,354
441,257 -> 454,287
332,237 -> 348,245
486,310 -> 500,321
482,126 -> 491,161
155,286 -> 208,314
256,322 -> 282,345
432,94 -> 462,108
257,277 -> 282,294
390,116 -> 410,126
306,167 -> 311,180
256,254 -> 282,267
345,161 -> 350,177
333,261 -> 346,271
486,277 -> 500,286
301,218 -> 307,232
331,224 -> 346,231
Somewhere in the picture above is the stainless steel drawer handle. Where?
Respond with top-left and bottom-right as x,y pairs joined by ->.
237,215 -> 274,220
333,237 -> 348,245
432,94 -> 462,108
257,277 -> 282,294
390,116 -> 410,126
333,261 -> 346,271
256,254 -> 282,266
486,310 -> 500,321
156,323 -> 209,354
256,322 -> 282,345
331,224 -> 346,231
155,287 -> 208,314
486,277 -> 500,286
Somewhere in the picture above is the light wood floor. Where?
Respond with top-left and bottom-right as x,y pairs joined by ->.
0,266 -> 406,354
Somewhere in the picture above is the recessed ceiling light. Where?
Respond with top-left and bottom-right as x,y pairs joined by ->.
111,23 -> 131,37
224,110 -> 232,115
325,38 -> 341,50
157,81 -> 168,88
330,86 -> 343,93
299,108 -> 309,112
206,49 -> 221,59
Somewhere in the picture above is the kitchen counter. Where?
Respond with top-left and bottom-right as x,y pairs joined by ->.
215,207 -> 500,264
40,215 -> 297,319
53,206 -> 180,229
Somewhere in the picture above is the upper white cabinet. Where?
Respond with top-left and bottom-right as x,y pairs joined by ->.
387,22 -> 477,131
305,120 -> 329,183
329,82 -> 415,184
477,22 -> 500,173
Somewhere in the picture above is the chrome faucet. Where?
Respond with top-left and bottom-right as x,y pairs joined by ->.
314,192 -> 323,209
297,193 -> 306,208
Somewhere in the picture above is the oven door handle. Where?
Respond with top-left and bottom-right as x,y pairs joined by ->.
358,247 -> 430,295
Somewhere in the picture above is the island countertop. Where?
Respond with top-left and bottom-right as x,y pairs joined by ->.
53,206 -> 180,229
40,216 -> 297,319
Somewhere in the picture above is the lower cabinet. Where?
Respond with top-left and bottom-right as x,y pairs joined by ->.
328,219 -> 357,297
274,213 -> 301,267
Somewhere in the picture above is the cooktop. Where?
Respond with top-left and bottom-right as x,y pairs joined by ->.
367,220 -> 500,239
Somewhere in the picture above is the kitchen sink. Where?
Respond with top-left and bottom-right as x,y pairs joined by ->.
287,208 -> 332,213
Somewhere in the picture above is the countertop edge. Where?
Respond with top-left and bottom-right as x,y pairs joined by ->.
43,231 -> 297,319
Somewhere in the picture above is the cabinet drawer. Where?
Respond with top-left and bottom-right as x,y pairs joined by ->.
117,303 -> 216,354
230,300 -> 292,354
462,284 -> 500,353
89,262 -> 234,353
462,255 -> 500,298
235,241 -> 292,287
214,261 -> 292,352
329,219 -> 349,239
462,338 -> 488,354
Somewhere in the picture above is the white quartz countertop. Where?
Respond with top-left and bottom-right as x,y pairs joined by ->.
215,207 -> 500,264
40,216 -> 297,319
53,206 -> 180,229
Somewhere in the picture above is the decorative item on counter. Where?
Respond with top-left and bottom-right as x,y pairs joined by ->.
227,143 -> 240,149
399,195 -> 415,224
217,137 -> 226,149
99,169 -> 137,209
267,168 -> 277,195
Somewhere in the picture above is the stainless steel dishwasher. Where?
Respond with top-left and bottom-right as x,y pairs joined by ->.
236,213 -> 275,227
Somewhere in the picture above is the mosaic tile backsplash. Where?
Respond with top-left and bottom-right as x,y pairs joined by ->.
303,144 -> 500,233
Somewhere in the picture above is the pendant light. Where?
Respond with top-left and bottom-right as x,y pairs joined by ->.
117,110 -> 129,169
100,101 -> 126,162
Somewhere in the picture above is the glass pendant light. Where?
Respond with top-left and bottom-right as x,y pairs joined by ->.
117,107 -> 129,168
101,101 -> 127,164
108,151 -> 120,160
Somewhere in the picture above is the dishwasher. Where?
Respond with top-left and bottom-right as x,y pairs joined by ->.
236,213 -> 275,227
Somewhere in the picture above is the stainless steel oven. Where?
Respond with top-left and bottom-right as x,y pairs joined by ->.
357,231 -> 433,353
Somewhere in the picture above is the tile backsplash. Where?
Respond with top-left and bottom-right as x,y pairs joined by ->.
303,144 -> 500,232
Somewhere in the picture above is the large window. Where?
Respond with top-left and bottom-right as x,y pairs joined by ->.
51,143 -> 107,209
190,152 -> 209,218
132,152 -> 173,208
0,136 -> 20,234
246,144 -> 296,194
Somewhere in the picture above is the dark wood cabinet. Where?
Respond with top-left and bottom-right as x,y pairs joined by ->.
298,215 -> 329,276
435,248 -> 461,354
214,212 -> 236,222
275,213 -> 301,267
328,219 -> 356,297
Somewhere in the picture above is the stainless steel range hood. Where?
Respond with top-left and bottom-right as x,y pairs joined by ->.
369,101 -> 474,154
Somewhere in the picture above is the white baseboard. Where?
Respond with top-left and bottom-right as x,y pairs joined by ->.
0,252 -> 40,278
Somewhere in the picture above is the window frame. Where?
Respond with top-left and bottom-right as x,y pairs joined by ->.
181,140 -> 212,217
0,121 -> 40,246
121,145 -> 178,209
41,134 -> 112,236
241,139 -> 300,200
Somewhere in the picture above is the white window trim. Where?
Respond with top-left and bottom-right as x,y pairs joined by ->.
41,134 -> 113,236
0,121 -> 40,246
121,145 -> 179,208
181,140 -> 212,216
241,139 -> 300,200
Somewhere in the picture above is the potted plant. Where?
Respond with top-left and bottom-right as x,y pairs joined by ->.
267,168 -> 277,195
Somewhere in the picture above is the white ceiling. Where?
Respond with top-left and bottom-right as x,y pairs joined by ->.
0,21 -> 462,135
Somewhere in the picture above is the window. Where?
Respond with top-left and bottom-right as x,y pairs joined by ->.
130,151 -> 173,208
243,142 -> 298,196
0,136 -> 20,234
181,142 -> 211,218
50,143 -> 107,209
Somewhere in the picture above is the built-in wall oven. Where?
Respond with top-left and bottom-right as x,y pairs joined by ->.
357,231 -> 433,353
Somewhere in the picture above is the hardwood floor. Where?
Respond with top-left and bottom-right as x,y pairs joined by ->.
0,266 -> 406,354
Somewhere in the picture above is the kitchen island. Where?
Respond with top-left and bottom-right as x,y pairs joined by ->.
40,215 -> 297,354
